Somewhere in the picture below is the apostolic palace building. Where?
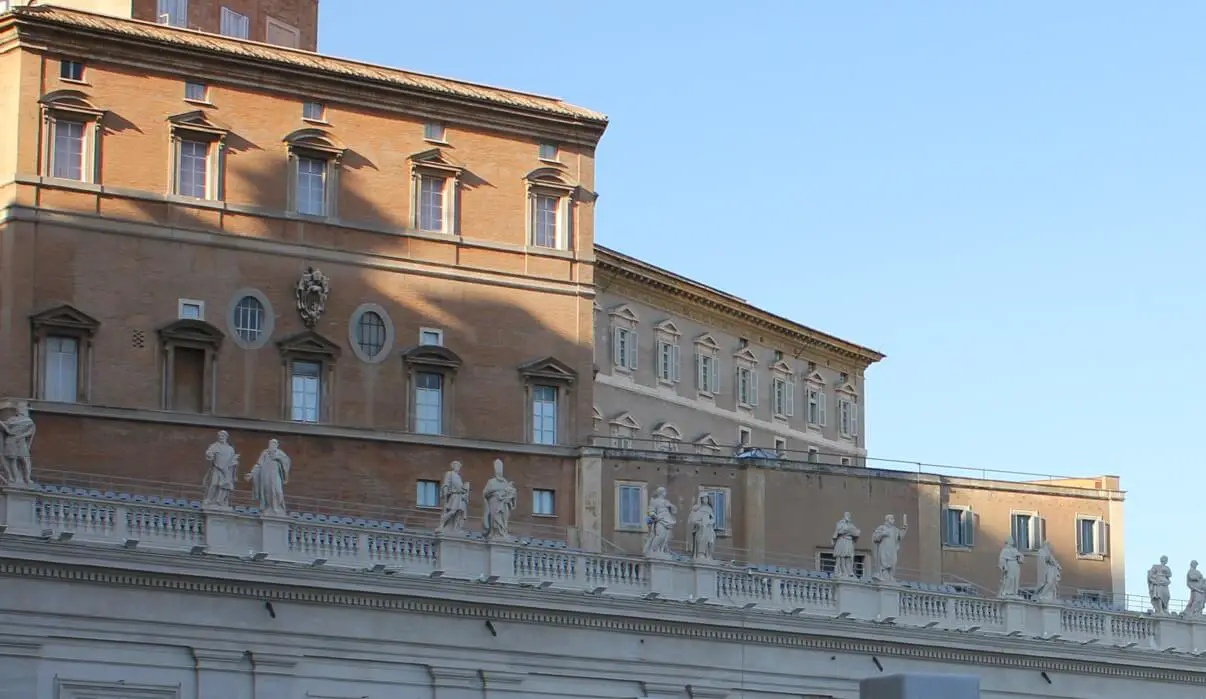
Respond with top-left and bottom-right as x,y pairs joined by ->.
0,2 -> 1199,698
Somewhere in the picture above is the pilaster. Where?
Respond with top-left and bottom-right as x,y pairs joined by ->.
249,652 -> 297,699
192,648 -> 250,699
575,449 -> 603,553
0,641 -> 41,699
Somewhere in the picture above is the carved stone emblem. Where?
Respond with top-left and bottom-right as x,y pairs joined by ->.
295,266 -> 331,329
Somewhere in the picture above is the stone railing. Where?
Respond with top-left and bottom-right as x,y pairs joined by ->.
0,486 -> 1198,653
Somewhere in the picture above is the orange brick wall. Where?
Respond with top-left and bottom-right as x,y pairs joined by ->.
131,0 -> 319,51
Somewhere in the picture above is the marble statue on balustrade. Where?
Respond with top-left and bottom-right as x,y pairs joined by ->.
1035,541 -> 1062,602
998,537 -> 1024,599
437,460 -> 469,535
0,401 -> 36,488
643,486 -> 677,558
245,438 -> 291,516
686,494 -> 716,561
831,513 -> 861,580
202,430 -> 240,508
871,514 -> 907,583
1185,561 -> 1205,617
482,459 -> 516,541
1148,555 -> 1173,616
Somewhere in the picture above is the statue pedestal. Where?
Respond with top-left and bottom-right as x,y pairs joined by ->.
647,558 -> 693,599
436,535 -> 489,577
1036,603 -> 1062,637
0,487 -> 39,536
1156,616 -> 1190,650
835,580 -> 880,619
258,513 -> 291,555
1001,600 -> 1028,634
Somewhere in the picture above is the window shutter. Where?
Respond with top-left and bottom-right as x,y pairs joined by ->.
611,327 -> 622,367
851,401 -> 859,436
785,377 -> 794,416
1099,521 -> 1110,556
696,352 -> 704,390
941,508 -> 949,544
964,511 -> 976,547
750,371 -> 759,406
655,340 -> 665,379
735,368 -> 742,402
628,332 -> 638,370
818,392 -> 827,426
1075,519 -> 1085,554
712,357 -> 720,393
1037,516 -> 1047,548
671,344 -> 681,382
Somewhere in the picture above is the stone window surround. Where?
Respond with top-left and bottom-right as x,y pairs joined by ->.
284,127 -> 345,219
699,485 -> 732,537
57,679 -> 179,699
167,110 -> 230,201
608,304 -> 639,375
524,167 -> 577,251
409,147 -> 463,235
225,288 -> 275,350
29,304 -> 100,404
653,320 -> 681,387
347,302 -> 395,364
1076,513 -> 1109,560
1010,509 -> 1043,551
694,333 -> 721,398
531,487 -> 556,517
769,359 -> 795,420
402,344 -> 462,436
518,356 -> 577,446
651,422 -> 682,451
803,370 -> 827,429
836,380 -> 860,440
942,505 -> 975,550
277,329 -> 341,424
608,412 -> 640,448
157,318 -> 225,414
733,346 -> 759,411
614,479 -> 648,532
39,89 -> 105,184
695,433 -> 723,454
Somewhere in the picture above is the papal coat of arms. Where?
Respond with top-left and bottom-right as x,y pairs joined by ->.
295,266 -> 331,329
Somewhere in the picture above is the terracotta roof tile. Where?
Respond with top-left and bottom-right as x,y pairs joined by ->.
10,6 -> 608,125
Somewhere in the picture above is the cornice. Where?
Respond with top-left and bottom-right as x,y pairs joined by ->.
594,248 -> 884,369
0,548 -> 1197,686
4,9 -> 607,146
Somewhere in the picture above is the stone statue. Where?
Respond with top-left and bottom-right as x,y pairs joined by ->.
1035,541 -> 1062,602
686,494 -> 716,561
295,265 -> 331,329
245,438 -> 291,516
871,514 -> 907,583
643,486 -> 677,558
482,459 -> 516,540
1148,555 -> 1173,615
0,401 -> 36,488
1185,561 -> 1206,617
831,512 -> 861,580
437,460 -> 469,535
998,537 -> 1024,598
202,430 -> 239,508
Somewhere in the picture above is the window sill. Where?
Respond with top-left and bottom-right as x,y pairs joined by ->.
1077,553 -> 1107,561
167,193 -> 225,209
302,117 -> 331,126
942,544 -> 974,552
538,157 -> 563,165
736,402 -> 754,412
415,505 -> 440,511
184,98 -> 215,107
424,138 -> 451,146
60,78 -> 90,86
772,413 -> 790,422
806,423 -> 823,432
616,526 -> 648,534
532,513 -> 557,519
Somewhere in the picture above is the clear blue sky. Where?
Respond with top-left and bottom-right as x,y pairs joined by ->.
320,2 -> 1206,604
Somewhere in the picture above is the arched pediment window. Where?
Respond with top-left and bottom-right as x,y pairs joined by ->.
283,128 -> 347,218
524,167 -> 578,251
39,90 -> 106,183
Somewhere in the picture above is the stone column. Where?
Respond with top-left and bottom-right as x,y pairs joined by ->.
860,674 -> 979,699
428,666 -> 483,699
0,641 -> 40,699
192,648 -> 250,699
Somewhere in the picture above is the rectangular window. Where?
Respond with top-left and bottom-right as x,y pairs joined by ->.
613,327 -> 637,370
738,426 -> 752,446
419,328 -> 443,346
51,120 -> 85,180
184,81 -> 208,102
819,552 -> 867,579
539,143 -> 558,161
176,139 -> 210,198
1076,516 -> 1108,556
807,389 -> 827,426
424,122 -> 445,141
157,0 -> 188,26
303,101 -> 326,121
703,488 -> 730,533
265,16 -> 300,47
736,367 -> 758,406
616,483 -> 645,530
414,371 -> 443,434
59,60 -> 85,82
656,340 -> 680,383
531,385 -> 558,445
773,377 -> 794,416
533,489 -> 555,516
178,299 -> 204,320
943,507 -> 974,547
533,195 -> 560,248
773,437 -> 787,452
43,336 -> 79,403
697,353 -> 718,393
220,6 -> 250,38
1011,512 -> 1041,550
296,156 -> 327,216
839,398 -> 859,437
416,480 -> 439,508
290,360 -> 321,423
418,175 -> 446,232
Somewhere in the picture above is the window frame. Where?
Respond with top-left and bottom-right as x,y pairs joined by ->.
733,346 -> 759,410
220,6 -> 250,38
284,128 -> 345,219
694,333 -> 721,397
419,327 -> 444,346
29,304 -> 99,404
416,479 -> 440,509
158,318 -> 225,414
538,142 -> 559,162
525,167 -> 576,251
226,288 -> 274,350
347,303 -> 395,364
701,486 -> 732,537
532,488 -> 556,517
1075,515 -> 1109,559
608,305 -> 639,375
652,423 -> 683,452
40,90 -> 105,184
277,330 -> 341,424
402,345 -> 462,436
769,359 -> 795,419
614,481 -> 648,532
157,0 -> 189,27
942,505 -> 976,549
653,320 -> 682,386
302,101 -> 327,122
167,111 -> 230,201
409,148 -> 463,234
423,122 -> 446,143
59,59 -> 86,83
804,372 -> 828,428
183,81 -> 209,103
608,412 -> 640,449
1010,510 -> 1043,551
265,15 -> 301,48
519,356 -> 577,446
